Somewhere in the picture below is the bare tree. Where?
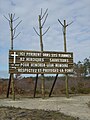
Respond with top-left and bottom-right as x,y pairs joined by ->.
58,19 -> 73,52
33,8 -> 50,98
4,13 -> 22,100
58,19 -> 73,98
4,13 -> 22,49
33,8 -> 50,51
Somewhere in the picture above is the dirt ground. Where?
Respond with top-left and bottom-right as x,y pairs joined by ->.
0,95 -> 90,120
0,107 -> 78,120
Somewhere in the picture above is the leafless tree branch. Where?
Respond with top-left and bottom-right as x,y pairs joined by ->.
4,15 -> 10,22
41,8 -> 42,17
58,19 -> 64,27
66,21 -> 73,27
34,9 -> 50,37
9,21 -> 11,27
12,13 -> 15,20
13,29 -> 16,37
13,17 -> 19,22
33,27 -> 40,36
8,13 -> 11,19
4,13 -> 22,42
41,8 -> 48,20
42,26 -> 50,36
42,13 -> 48,28
13,32 -> 21,39
13,20 -> 22,30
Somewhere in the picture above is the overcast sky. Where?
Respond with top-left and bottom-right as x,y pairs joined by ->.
0,0 -> 90,78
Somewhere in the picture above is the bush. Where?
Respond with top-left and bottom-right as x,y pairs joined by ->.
77,88 -> 90,94
70,86 -> 76,93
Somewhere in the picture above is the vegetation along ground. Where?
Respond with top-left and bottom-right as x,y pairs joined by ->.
0,106 -> 79,120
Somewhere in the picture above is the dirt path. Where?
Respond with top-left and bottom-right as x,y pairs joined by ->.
0,95 -> 90,120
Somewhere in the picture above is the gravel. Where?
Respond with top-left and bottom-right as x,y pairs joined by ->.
0,95 -> 90,120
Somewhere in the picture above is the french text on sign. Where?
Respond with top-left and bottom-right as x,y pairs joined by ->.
9,50 -> 73,74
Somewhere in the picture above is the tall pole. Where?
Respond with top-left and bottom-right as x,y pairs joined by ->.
63,20 -> 67,52
11,14 -> 15,100
58,19 -> 73,98
39,15 -> 43,51
10,14 -> 13,50
49,74 -> 58,97
33,9 -> 50,98
63,20 -> 69,98
39,15 -> 45,98
4,13 -> 22,100
34,74 -> 38,98
6,74 -> 11,98
11,73 -> 15,100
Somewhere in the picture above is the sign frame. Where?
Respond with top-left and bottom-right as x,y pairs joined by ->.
9,50 -> 73,74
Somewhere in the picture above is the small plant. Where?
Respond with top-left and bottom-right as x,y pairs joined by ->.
71,86 -> 76,93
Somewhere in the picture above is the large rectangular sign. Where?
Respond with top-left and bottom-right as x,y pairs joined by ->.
9,50 -> 73,74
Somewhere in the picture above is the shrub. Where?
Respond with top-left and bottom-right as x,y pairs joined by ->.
77,88 -> 90,94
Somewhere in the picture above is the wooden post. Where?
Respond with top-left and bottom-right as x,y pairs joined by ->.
49,74 -> 58,97
39,15 -> 43,52
34,74 -> 38,98
10,14 -> 15,100
63,20 -> 67,52
65,73 -> 69,98
4,13 -> 22,100
6,74 -> 11,98
10,14 -> 13,50
11,73 -> 15,100
58,19 -> 73,98
6,14 -> 14,99
33,9 -> 50,98
63,20 -> 69,98
39,15 -> 45,98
